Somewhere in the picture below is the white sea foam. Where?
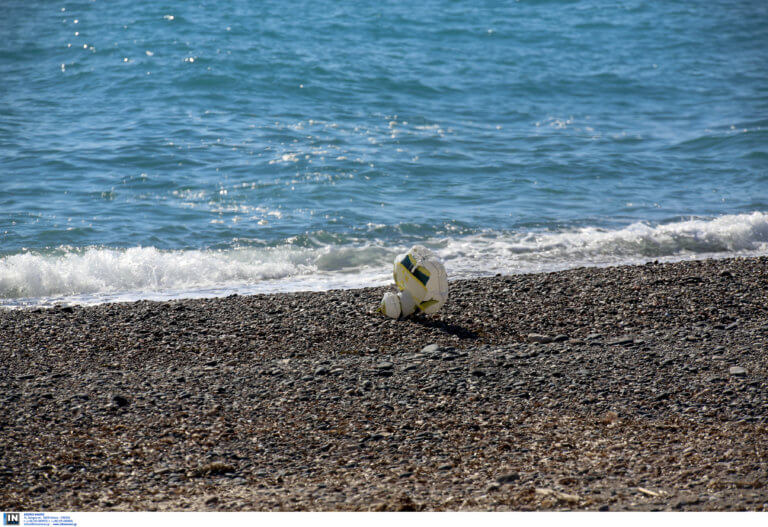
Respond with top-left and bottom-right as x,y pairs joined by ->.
437,211 -> 768,278
0,246 -> 320,306
2,212 -> 767,307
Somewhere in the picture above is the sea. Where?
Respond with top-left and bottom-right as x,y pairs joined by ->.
2,1 -> 767,308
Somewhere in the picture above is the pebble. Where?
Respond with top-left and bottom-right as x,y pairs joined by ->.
496,472 -> 520,484
729,366 -> 747,377
670,495 -> 701,509
112,394 -> 130,407
528,333 -> 553,344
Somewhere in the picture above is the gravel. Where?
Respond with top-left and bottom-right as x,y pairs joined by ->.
1,256 -> 767,511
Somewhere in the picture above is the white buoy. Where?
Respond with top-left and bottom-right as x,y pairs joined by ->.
379,245 -> 448,319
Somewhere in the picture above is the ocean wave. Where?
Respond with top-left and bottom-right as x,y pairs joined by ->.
2,212 -> 767,307
437,211 -> 768,277
0,246 -> 319,302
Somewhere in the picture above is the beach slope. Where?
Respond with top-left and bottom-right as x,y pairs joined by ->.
1,256 -> 767,510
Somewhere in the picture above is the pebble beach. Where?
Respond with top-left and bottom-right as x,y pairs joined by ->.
1,256 -> 767,511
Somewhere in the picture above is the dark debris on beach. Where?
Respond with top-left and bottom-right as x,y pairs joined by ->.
1,256 -> 767,511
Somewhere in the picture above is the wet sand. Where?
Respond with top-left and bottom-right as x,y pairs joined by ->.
1,256 -> 767,510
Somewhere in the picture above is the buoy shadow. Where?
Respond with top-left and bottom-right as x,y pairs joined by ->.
410,316 -> 478,340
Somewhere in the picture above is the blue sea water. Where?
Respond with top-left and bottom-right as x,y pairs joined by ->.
1,0 -> 767,307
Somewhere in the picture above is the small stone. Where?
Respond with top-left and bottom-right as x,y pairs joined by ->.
437,464 -> 453,471
670,494 -> 701,509
192,462 -> 235,477
608,336 -> 635,346
553,334 -> 569,342
470,368 -> 486,377
729,366 -> 747,377
496,472 -> 520,484
421,344 -> 440,353
112,394 -> 130,407
557,492 -> 580,504
375,361 -> 394,370
314,366 -> 329,376
205,496 -> 219,506
528,333 -> 553,344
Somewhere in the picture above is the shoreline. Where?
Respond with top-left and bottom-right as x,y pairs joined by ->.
3,235 -> 768,311
2,255 -> 767,510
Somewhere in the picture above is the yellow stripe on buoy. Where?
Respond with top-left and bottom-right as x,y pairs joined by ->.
417,299 -> 438,311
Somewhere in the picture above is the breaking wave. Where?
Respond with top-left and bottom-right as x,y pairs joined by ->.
441,211 -> 768,277
2,212 -> 767,307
